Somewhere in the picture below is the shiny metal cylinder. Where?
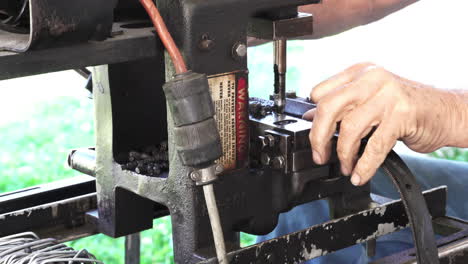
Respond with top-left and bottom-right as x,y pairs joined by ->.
67,148 -> 96,177
274,39 -> 287,114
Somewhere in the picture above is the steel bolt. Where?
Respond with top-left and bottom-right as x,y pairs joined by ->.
272,156 -> 285,169
215,164 -> 224,175
259,135 -> 274,149
190,171 -> 201,182
234,43 -> 247,58
258,136 -> 268,148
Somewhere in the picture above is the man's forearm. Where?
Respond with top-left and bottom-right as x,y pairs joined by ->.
444,90 -> 468,148
299,0 -> 419,39
411,86 -> 468,151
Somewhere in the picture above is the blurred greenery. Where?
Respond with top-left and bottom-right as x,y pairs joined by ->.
429,147 -> 468,162
0,43 -> 466,263
248,41 -> 306,99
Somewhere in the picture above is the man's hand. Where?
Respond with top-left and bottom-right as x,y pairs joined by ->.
304,63 -> 468,186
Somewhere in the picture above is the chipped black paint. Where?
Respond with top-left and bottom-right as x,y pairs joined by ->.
200,187 -> 446,264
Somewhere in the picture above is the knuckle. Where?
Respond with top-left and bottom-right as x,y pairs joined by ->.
356,167 -> 376,184
340,120 -> 358,134
355,62 -> 376,69
317,97 -> 333,112
393,101 -> 411,116
355,160 -> 370,176
367,140 -> 385,157
310,88 -> 320,103
365,66 -> 389,80
310,136 -> 323,151
314,104 -> 328,119
355,156 -> 377,181
311,83 -> 329,103
347,62 -> 374,72
337,145 -> 352,163
309,131 -> 321,150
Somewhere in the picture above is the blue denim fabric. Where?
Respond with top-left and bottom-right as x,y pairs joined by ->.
256,154 -> 468,263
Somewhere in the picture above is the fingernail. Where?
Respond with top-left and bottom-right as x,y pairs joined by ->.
313,150 -> 323,164
351,173 -> 361,186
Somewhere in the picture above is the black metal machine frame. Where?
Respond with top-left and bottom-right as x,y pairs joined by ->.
1,0 -> 468,263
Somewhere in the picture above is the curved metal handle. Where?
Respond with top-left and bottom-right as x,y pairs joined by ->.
381,151 -> 439,264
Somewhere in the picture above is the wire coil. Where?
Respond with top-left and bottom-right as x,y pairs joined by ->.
0,0 -> 29,34
0,232 -> 102,264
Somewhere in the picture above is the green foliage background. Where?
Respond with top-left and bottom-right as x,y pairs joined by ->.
0,43 -> 465,263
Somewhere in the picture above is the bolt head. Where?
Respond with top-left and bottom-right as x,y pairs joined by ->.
234,43 -> 247,57
261,153 -> 272,166
258,136 -> 268,148
215,164 -> 224,175
190,171 -> 201,181
258,135 -> 277,148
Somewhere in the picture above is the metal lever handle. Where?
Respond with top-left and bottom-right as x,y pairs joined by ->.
382,151 -> 439,264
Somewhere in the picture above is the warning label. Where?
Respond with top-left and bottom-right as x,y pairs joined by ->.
208,73 -> 237,170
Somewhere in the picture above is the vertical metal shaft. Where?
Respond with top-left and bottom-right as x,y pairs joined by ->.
125,233 -> 141,264
274,39 -> 287,114
203,183 -> 228,263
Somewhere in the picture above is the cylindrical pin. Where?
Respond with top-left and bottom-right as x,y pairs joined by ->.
274,39 -> 287,114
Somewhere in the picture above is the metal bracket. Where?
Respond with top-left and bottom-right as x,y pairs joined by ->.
248,12 -> 314,40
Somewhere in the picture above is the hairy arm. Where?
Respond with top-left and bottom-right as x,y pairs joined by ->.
300,0 -> 419,39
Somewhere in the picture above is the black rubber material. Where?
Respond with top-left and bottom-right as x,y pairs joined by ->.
163,71 -> 215,127
381,151 -> 439,264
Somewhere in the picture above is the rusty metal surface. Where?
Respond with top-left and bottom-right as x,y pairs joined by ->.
0,0 -> 116,52
0,176 -> 98,241
0,22 -> 160,81
248,12 -> 314,40
200,187 -> 446,264
0,0 -> 456,263
373,217 -> 468,264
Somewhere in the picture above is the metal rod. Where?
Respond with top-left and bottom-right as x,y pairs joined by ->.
125,233 -> 141,264
273,39 -> 287,114
68,148 -> 96,177
203,183 -> 228,264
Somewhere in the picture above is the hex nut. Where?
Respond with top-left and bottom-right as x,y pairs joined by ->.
215,164 -> 224,175
234,43 -> 247,57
